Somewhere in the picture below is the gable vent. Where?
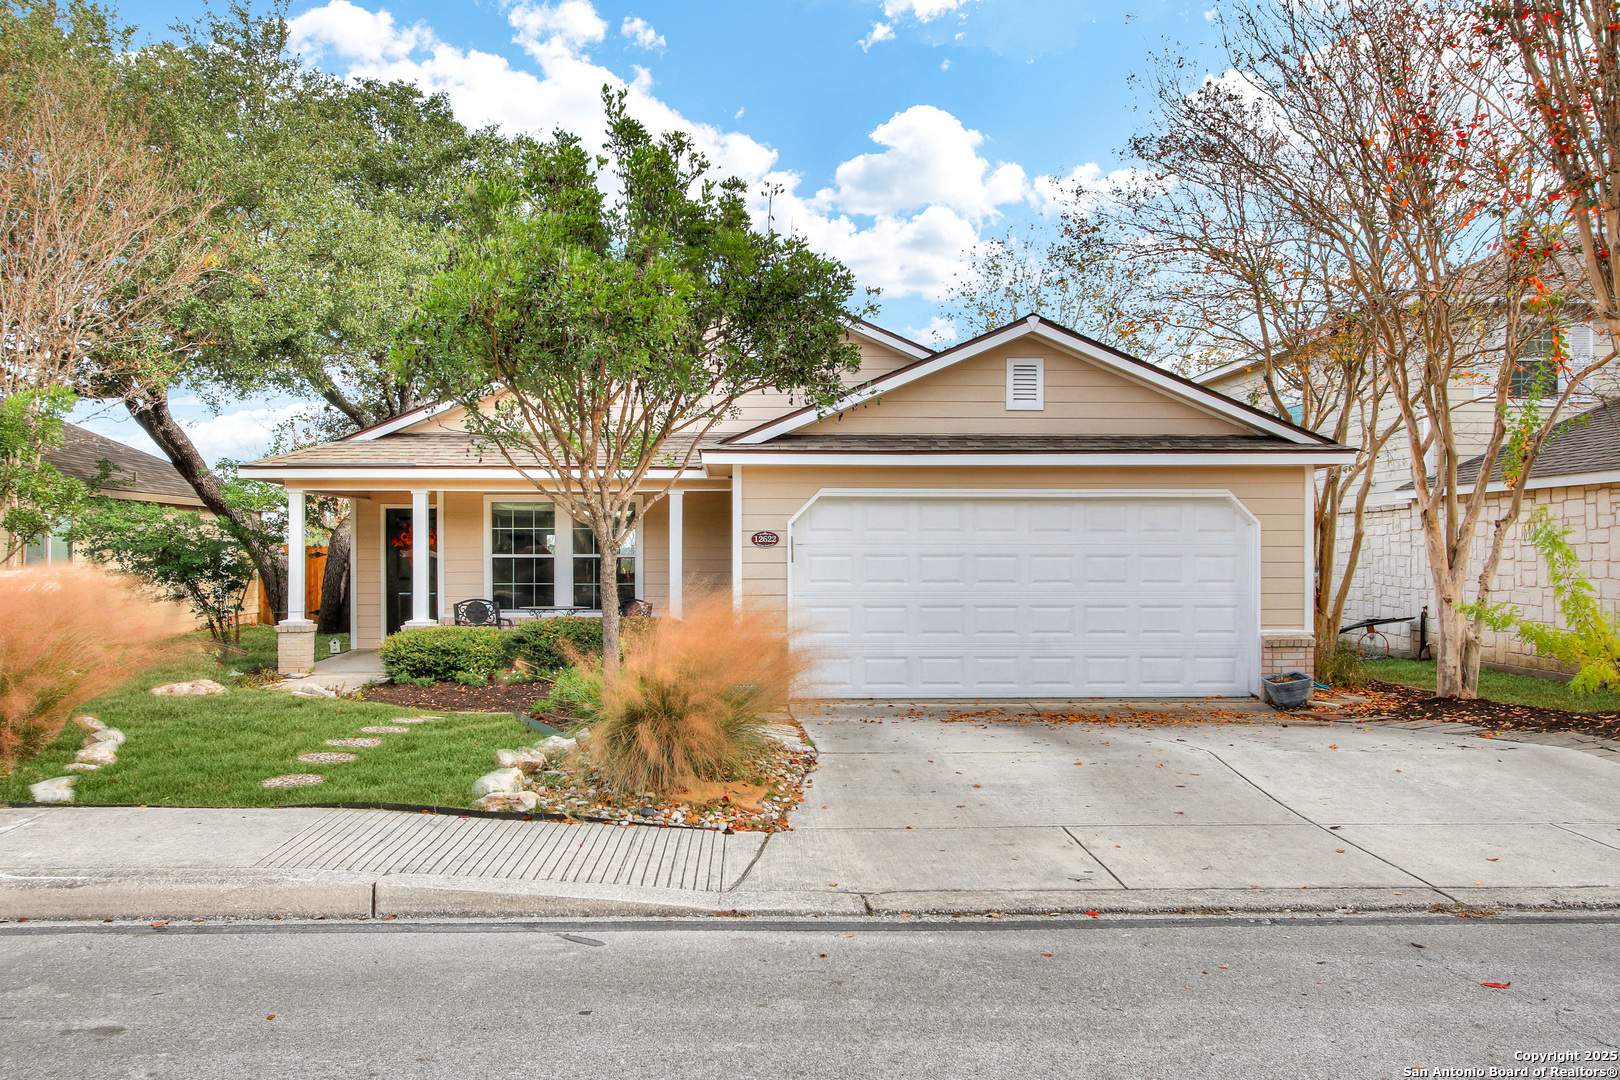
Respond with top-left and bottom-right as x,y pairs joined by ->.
1006,357 -> 1044,410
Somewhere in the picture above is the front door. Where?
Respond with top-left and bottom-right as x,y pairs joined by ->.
385,507 -> 438,634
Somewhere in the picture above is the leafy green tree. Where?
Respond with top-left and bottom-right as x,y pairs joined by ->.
1467,505 -> 1620,694
405,91 -> 864,671
0,388 -> 98,562
72,498 -> 258,645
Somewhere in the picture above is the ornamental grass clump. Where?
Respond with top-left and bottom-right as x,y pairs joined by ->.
589,601 -> 805,794
0,567 -> 184,774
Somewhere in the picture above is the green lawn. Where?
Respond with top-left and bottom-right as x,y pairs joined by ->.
2,647 -> 538,808
222,624 -> 349,675
1362,658 -> 1620,713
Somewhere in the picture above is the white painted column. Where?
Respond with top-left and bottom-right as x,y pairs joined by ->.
407,489 -> 432,627
731,467 -> 743,609
285,489 -> 307,623
436,490 -> 447,622
668,490 -> 684,619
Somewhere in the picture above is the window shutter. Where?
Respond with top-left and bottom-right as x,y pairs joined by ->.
1569,322 -> 1595,394
1006,357 -> 1044,411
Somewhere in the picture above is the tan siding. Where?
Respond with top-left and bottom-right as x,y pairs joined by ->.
736,465 -> 1309,631
440,492 -> 483,610
354,496 -> 384,649
640,496 -> 669,610
682,490 -> 732,602
811,341 -> 1250,436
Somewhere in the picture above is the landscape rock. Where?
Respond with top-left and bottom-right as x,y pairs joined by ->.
62,763 -> 100,772
29,776 -> 75,803
87,728 -> 124,747
74,741 -> 119,767
471,767 -> 525,798
475,790 -> 540,812
495,748 -> 548,772
288,683 -> 337,699
150,679 -> 227,697
73,715 -> 107,732
536,736 -> 577,758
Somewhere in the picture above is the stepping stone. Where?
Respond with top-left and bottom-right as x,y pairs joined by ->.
391,717 -> 435,724
325,738 -> 382,747
260,774 -> 325,788
298,752 -> 358,764
360,726 -> 410,734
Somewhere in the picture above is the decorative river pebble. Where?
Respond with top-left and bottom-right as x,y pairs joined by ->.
325,738 -> 382,747
359,726 -> 410,734
297,752 -> 357,764
260,773 -> 325,788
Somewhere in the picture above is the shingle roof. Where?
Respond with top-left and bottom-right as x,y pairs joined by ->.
1451,402 -> 1620,487
44,424 -> 201,504
248,431 -> 723,469
739,433 -> 1316,453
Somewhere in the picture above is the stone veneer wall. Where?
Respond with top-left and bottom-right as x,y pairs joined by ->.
1335,483 -> 1619,675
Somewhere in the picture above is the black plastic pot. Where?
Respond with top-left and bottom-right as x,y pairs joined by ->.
1263,669 -> 1313,708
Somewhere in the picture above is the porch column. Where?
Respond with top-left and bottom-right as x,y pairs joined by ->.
436,490 -> 448,624
731,467 -> 743,609
405,488 -> 433,628
668,490 -> 683,619
276,488 -> 316,674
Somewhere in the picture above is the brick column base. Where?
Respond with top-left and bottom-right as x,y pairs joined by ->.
276,620 -> 317,675
1261,632 -> 1316,684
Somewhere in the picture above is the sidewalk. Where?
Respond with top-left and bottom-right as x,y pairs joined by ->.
4,700 -> 1619,919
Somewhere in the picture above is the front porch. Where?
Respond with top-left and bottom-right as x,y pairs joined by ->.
274,484 -> 732,674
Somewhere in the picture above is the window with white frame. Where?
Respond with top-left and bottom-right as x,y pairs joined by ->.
491,502 -> 555,610
1509,325 -> 1563,399
571,513 -> 636,610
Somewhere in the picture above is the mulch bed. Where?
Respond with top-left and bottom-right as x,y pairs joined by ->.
1331,680 -> 1620,741
359,681 -> 549,715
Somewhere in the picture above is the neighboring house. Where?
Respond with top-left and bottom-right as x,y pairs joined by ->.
1196,320 -> 1620,676
2,422 -> 204,569
241,315 -> 1354,696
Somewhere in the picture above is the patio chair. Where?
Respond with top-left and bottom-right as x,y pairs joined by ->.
454,598 -> 510,628
619,597 -> 654,618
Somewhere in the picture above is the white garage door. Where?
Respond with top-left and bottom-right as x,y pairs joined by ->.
790,493 -> 1258,699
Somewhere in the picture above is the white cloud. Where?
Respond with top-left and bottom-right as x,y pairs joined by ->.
1204,7 -> 1220,19
182,405 -> 317,465
288,2 -> 1107,303
903,316 -> 958,344
510,0 -> 606,59
859,22 -> 895,51
881,0 -> 974,22
620,15 -> 665,51
825,105 -> 1028,220
1031,162 -> 1148,217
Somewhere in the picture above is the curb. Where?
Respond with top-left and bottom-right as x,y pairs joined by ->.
4,870 -> 1619,921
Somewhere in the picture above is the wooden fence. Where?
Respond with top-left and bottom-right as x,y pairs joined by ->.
250,545 -> 328,625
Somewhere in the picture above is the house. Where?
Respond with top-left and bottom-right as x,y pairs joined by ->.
2,422 -> 205,568
239,315 -> 1355,697
1195,320 -> 1620,676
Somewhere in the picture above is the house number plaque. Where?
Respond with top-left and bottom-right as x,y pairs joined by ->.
750,531 -> 780,547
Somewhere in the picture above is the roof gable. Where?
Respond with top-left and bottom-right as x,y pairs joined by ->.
726,315 -> 1333,446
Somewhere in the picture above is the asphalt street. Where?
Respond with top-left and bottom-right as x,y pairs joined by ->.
2,913 -> 1616,1080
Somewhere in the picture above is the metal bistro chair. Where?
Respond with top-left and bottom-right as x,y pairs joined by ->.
454,598 -> 512,628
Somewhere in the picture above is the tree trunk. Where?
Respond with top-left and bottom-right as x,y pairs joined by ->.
317,508 -> 351,634
1432,580 -> 1474,698
124,387 -> 288,620
598,527 -> 622,678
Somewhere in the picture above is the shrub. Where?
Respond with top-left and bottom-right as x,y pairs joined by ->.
509,617 -> 606,671
587,601 -> 804,794
539,662 -> 604,725
0,567 -> 183,774
1318,644 -> 1368,689
378,627 -> 514,683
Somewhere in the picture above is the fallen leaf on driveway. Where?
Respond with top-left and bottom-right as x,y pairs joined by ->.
1487,858 -> 1499,862
1480,982 -> 1510,989
1085,911 -> 1100,918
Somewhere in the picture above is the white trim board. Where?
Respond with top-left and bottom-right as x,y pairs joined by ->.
729,316 -> 1333,447
700,450 -> 1356,467
345,401 -> 459,441
850,320 -> 934,360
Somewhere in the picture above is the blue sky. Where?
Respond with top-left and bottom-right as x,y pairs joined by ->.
80,0 -> 1224,463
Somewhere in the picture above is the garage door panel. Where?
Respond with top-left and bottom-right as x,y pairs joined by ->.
793,495 -> 1256,698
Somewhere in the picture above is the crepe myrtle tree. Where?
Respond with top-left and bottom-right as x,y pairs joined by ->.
404,91 -> 865,672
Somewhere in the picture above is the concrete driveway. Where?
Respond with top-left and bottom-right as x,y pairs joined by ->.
735,702 -> 1620,913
